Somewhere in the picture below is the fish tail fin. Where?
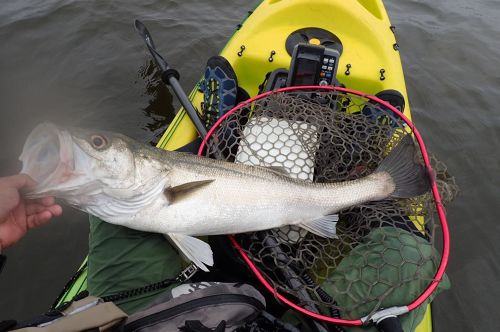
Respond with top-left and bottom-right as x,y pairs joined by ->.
376,135 -> 431,198
166,233 -> 214,272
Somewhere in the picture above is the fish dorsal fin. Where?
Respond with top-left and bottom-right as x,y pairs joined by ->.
165,180 -> 214,203
166,233 -> 213,272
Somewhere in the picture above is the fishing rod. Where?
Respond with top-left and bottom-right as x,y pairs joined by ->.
134,19 -> 208,140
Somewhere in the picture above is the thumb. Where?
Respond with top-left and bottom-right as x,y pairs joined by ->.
3,174 -> 37,189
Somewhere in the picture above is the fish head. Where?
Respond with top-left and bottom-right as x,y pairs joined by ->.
19,122 -> 139,204
68,126 -> 138,186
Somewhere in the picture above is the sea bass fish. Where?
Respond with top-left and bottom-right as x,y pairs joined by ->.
19,123 -> 429,271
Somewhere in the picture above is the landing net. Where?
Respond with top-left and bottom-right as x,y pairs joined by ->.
198,87 -> 456,325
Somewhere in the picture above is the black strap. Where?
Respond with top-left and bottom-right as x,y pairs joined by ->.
0,254 -> 6,275
101,277 -> 177,303
101,264 -> 198,303
53,265 -> 196,315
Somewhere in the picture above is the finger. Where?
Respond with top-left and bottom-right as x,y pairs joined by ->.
2,174 -> 37,189
25,202 -> 49,215
27,207 -> 61,228
26,202 -> 63,217
27,211 -> 53,228
39,196 -> 56,206
47,204 -> 63,217
23,197 -> 56,214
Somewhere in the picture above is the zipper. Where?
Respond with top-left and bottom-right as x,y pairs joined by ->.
124,293 -> 264,332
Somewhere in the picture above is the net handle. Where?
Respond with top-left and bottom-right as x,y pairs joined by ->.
198,85 -> 450,324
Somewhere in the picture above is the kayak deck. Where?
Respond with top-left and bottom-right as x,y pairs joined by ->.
158,0 -> 412,151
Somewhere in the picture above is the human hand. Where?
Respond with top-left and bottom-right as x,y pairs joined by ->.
0,174 -> 62,250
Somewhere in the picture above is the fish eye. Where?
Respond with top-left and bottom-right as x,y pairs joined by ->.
91,135 -> 107,149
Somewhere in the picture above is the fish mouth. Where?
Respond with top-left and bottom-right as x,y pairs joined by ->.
19,122 -> 76,197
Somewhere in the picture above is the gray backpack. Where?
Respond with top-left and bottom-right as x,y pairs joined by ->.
123,282 -> 266,332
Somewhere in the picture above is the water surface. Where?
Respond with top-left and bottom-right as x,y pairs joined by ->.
1,1 -> 499,330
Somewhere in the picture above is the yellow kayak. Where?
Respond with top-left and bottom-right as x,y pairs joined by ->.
158,0 -> 413,150
156,1 -> 431,330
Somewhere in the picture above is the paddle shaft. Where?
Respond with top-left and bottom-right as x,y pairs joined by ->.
135,20 -> 208,139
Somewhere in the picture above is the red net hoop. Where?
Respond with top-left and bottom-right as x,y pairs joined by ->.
198,86 -> 452,326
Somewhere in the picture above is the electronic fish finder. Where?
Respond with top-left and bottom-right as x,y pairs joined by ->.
261,43 -> 341,91
287,43 -> 340,87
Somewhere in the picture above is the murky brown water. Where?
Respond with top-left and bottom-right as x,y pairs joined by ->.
1,1 -> 499,330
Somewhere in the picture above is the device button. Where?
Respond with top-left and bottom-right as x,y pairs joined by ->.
320,72 -> 326,78
309,38 -> 321,45
323,58 -> 329,64
327,66 -> 333,71
319,80 -> 329,86
322,65 -> 327,70
325,72 -> 332,78
328,58 -> 335,64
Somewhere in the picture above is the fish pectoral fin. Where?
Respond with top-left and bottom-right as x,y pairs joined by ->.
164,180 -> 214,203
300,214 -> 339,238
166,233 -> 214,272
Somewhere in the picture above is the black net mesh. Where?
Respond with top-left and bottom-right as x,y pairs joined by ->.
201,89 -> 457,320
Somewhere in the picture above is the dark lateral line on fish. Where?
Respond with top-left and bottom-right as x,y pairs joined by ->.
173,157 -> 298,183
150,147 -> 299,183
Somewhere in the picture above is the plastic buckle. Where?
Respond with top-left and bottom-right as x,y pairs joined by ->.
176,264 -> 198,282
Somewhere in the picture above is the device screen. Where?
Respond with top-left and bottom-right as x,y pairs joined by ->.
293,58 -> 319,86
